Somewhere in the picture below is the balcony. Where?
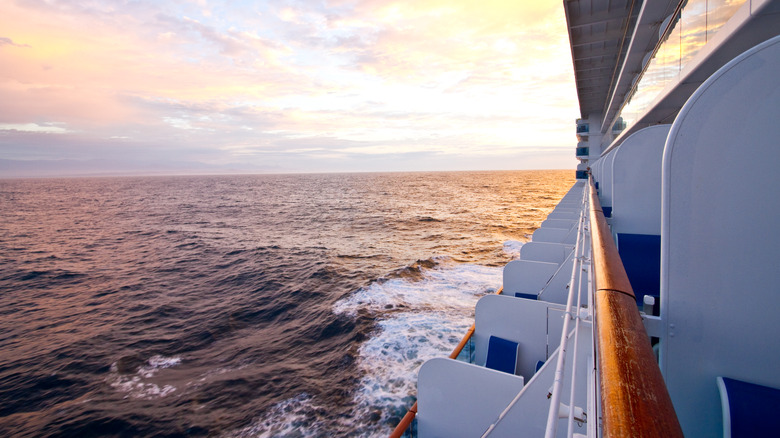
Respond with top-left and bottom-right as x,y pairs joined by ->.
576,119 -> 590,142
612,118 -> 626,135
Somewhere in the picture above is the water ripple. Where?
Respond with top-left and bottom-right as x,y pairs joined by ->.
0,170 -> 571,436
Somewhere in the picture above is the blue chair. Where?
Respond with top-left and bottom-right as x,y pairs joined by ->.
616,233 -> 661,306
717,377 -> 780,437
485,335 -> 519,375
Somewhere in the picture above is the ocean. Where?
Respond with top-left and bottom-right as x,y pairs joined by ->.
0,170 -> 572,437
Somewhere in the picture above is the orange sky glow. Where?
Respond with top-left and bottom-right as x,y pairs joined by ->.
0,0 -> 579,175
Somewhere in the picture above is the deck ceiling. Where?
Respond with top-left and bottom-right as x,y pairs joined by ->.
565,0 -> 641,120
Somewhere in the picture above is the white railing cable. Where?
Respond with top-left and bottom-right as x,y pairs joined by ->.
566,225 -> 589,436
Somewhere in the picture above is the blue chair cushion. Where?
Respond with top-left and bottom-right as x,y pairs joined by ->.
718,377 -> 780,437
514,292 -> 538,300
617,233 -> 661,306
485,335 -> 519,375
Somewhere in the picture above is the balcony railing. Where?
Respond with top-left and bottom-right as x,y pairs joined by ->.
390,178 -> 684,437
588,177 -> 683,437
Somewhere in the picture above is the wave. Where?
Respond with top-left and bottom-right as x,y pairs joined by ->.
10,268 -> 86,283
377,256 -> 451,284
327,241 -> 527,434
334,259 -> 500,318
222,393 -> 332,438
336,253 -> 387,260
107,355 -> 182,399
193,256 -> 493,437
331,258 -> 503,435
502,240 -> 525,259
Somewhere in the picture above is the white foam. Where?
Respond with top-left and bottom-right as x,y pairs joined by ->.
222,393 -> 334,438
230,260 -> 503,436
333,262 -> 501,317
138,355 -> 182,378
351,311 -> 473,432
108,355 -> 182,399
503,240 -> 525,259
109,376 -> 178,399
333,260 -> 503,435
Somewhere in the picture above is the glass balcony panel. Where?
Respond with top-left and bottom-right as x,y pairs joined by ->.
681,0 -> 708,70
454,335 -> 476,364
621,55 -> 664,127
659,12 -> 682,83
707,0 -> 748,42
613,0 -> 747,140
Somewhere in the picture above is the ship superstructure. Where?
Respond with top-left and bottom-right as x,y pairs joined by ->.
392,1 -> 780,437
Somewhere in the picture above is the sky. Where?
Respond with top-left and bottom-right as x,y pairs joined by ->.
0,0 -> 579,176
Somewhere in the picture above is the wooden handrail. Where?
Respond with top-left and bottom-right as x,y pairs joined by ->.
589,177 -> 683,437
449,325 -> 476,360
389,402 -> 417,438
389,286 -> 503,437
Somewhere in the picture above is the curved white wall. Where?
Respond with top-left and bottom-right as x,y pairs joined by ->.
660,35 -> 780,438
611,125 -> 669,235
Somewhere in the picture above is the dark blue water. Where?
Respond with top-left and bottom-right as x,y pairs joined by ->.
0,171 -> 572,437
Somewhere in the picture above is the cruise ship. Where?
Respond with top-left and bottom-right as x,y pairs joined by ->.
391,1 -> 780,437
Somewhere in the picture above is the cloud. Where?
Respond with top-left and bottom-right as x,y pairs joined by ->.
0,122 -> 69,133
0,36 -> 31,48
177,16 -> 253,56
0,0 -> 578,174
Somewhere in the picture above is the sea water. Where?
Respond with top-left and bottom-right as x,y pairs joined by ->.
0,170 -> 572,437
